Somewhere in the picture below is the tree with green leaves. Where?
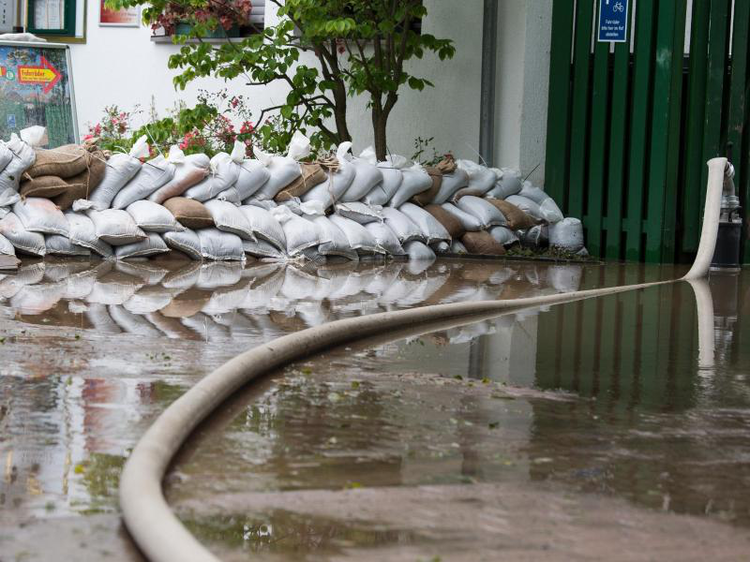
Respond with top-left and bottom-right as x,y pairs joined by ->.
108,0 -> 455,160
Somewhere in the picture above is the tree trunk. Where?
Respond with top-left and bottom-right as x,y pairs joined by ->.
332,81 -> 351,144
372,104 -> 389,162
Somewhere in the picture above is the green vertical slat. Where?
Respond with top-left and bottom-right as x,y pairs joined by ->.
567,0 -> 595,219
644,0 -> 687,263
605,37 -> 632,260
625,1 -> 658,261
544,0 -> 576,209
681,1 -> 711,253
585,39 -> 611,257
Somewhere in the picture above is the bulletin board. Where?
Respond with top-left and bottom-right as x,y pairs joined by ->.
0,41 -> 78,147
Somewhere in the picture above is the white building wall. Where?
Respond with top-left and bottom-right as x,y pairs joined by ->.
68,0 -> 551,183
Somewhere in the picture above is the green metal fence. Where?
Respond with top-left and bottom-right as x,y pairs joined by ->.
545,0 -> 750,264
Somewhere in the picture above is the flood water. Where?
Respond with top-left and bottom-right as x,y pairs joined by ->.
1,257 -> 749,560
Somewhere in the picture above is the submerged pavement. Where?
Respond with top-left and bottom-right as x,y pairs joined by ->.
1,257 -> 749,560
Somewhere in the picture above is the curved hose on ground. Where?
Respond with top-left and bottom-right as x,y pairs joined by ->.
120,158 -> 728,562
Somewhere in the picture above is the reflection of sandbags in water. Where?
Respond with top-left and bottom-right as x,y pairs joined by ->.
322,268 -> 371,300
86,272 -> 143,305
0,263 -> 45,299
61,267 -> 101,300
268,309 -> 308,333
201,279 -> 252,315
241,268 -> 285,309
446,320 -> 495,344
180,312 -> 231,339
522,266 -> 545,287
397,273 -> 448,306
159,288 -> 211,318
548,265 -> 583,293
85,303 -> 123,334
108,305 -> 162,337
364,262 -> 403,296
487,266 -> 517,286
10,281 -> 66,315
161,261 -> 202,291
43,261 -> 91,283
124,286 -> 177,315
145,312 -> 202,340
379,275 -> 426,305
296,300 -> 331,327
196,262 -> 243,290
280,266 -> 320,300
115,261 -> 169,286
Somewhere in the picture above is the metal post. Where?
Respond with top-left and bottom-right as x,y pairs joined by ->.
479,0 -> 498,167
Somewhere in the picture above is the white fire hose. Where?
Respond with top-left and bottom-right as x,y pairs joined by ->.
120,158 -> 729,562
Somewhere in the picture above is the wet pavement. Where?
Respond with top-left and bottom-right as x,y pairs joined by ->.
1,257 -> 749,560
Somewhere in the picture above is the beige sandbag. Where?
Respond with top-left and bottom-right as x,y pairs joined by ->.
52,148 -> 107,210
27,145 -> 89,178
461,231 -> 506,256
410,166 -> 442,207
163,197 -> 214,229
486,197 -> 540,231
20,175 -> 69,198
424,203 -> 465,239
275,163 -> 327,202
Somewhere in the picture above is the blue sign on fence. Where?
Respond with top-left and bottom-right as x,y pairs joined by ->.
598,0 -> 629,43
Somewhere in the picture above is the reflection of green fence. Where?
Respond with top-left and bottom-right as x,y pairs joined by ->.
546,0 -> 750,264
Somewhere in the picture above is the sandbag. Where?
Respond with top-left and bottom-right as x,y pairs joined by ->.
65,211 -> 114,257
88,209 -> 147,246
486,168 -> 522,199
399,202 -> 451,244
0,134 -> 36,192
363,161 -> 404,205
424,204 -> 466,239
204,199 -> 256,241
431,168 -> 469,204
0,187 -> 20,208
45,234 -> 90,256
311,216 -> 358,260
461,231 -> 506,255
489,226 -> 519,246
431,240 -> 451,254
163,197 -> 214,229
20,175 -> 69,198
198,228 -> 245,261
116,232 -> 170,260
403,240 -> 436,262
329,213 -> 381,254
0,232 -> 14,256
274,163 -> 326,203
13,198 -> 69,236
26,145 -> 89,178
126,200 -> 184,233
53,148 -> 107,210
410,166 -> 442,206
549,217 -> 584,252
0,143 -> 11,174
302,163 -> 356,209
244,198 -> 277,211
253,156 -> 302,201
364,221 -> 405,255
388,164 -> 432,208
450,240 -> 468,254
485,198 -> 539,231
214,187 -> 242,205
235,159 -> 271,201
505,195 -> 544,221
163,229 -> 203,260
520,224 -> 549,248
381,207 -> 425,244
149,152 -> 210,203
88,141 -> 146,209
242,238 -> 285,259
518,181 -> 548,204
539,198 -> 564,223
239,205 -> 285,250
276,207 -> 321,256
111,156 -> 176,209
0,212 -> 46,256
342,148 -> 384,202
440,202 -> 483,231
456,160 -> 496,194
335,201 -> 383,224
456,196 -> 507,228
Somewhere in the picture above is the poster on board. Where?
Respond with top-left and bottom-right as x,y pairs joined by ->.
0,42 -> 78,147
100,0 -> 140,27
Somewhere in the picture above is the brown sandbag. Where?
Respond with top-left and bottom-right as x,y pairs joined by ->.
275,163 -> 327,202
486,198 -> 540,231
163,197 -> 214,229
425,203 -> 465,239
20,175 -> 69,198
411,166 -> 442,206
27,145 -> 90,179
461,231 -> 507,256
451,187 -> 487,202
52,149 -> 108,210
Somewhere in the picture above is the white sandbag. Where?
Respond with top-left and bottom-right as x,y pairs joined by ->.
0,142 -> 12,173
111,156 -> 176,209
456,196 -> 507,228
388,163 -> 432,208
0,134 -> 35,192
450,240 -> 468,254
549,217 -> 584,252
45,234 -> 90,256
13,198 -> 69,236
342,147 -> 384,202
364,221 -> 405,255
457,160 -> 496,194
335,201 -> 383,224
489,226 -> 519,246
431,240 -> 451,254
242,238 -> 285,259
486,168 -> 523,199
364,160 -> 404,206
302,165 -> 356,209
148,151 -> 210,203
0,187 -> 20,208
440,202 -> 483,231
329,214 -> 381,254
506,195 -> 544,220
539,197 -> 564,223
518,181 -> 549,204
204,199 -> 256,241
115,232 -> 170,259
245,198 -> 277,211
65,211 -> 113,257
0,212 -> 46,256
197,228 -> 245,261
0,232 -> 14,256
214,187 -> 242,205
126,200 -> 184,233
236,159 -> 270,201
239,205 -> 285,250
282,212 -> 321,256
432,169 -> 469,204
88,209 -> 148,246
252,133 -> 308,201
163,228 -> 202,260
404,240 -> 436,262
381,207 -> 425,244
521,224 -> 549,248
311,216 -> 358,260
89,138 -> 147,209
399,202 -> 451,244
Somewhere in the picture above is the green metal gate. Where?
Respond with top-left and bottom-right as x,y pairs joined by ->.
545,0 -> 750,264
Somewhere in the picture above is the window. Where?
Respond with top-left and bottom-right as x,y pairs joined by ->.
25,0 -> 87,43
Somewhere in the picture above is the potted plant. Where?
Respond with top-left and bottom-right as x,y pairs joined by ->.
152,0 -> 252,39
